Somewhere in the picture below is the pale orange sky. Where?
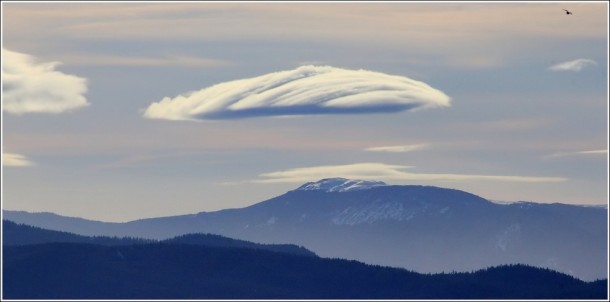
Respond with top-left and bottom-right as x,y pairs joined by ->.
2,1 -> 608,222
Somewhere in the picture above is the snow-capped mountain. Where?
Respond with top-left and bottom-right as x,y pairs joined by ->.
295,178 -> 387,192
4,179 -> 607,281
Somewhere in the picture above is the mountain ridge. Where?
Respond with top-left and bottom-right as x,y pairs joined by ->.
3,179 -> 607,281
3,241 -> 606,299
6,220 -> 606,298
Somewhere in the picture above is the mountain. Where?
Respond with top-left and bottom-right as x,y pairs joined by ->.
3,241 -> 606,299
2,220 -> 316,257
4,178 -> 607,281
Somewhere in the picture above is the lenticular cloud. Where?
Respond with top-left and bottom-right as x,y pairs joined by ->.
143,65 -> 450,121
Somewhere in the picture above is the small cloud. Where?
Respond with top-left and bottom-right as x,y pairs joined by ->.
545,149 -> 608,159
548,58 -> 597,72
143,65 -> 450,121
2,48 -> 89,114
575,150 -> 608,155
481,118 -> 554,132
364,144 -> 428,153
254,162 -> 566,184
3,152 -> 35,167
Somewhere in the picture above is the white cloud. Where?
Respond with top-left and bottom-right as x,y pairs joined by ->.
255,162 -> 566,184
2,152 -> 34,167
548,59 -> 597,72
143,65 -> 450,121
365,144 -> 428,153
576,150 -> 607,155
2,48 -> 89,114
546,149 -> 608,159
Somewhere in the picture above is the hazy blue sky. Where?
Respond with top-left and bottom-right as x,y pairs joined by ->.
2,2 -> 608,222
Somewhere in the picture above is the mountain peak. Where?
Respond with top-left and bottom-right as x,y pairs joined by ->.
295,178 -> 387,193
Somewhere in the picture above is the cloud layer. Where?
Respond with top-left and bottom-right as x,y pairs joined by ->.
546,149 -> 608,159
2,48 -> 89,114
548,59 -> 597,72
364,144 -> 428,153
255,162 -> 566,184
53,53 -> 230,68
2,152 -> 34,167
143,65 -> 450,121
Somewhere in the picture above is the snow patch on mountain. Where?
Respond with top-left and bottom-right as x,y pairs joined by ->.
332,200 -> 422,226
296,178 -> 387,193
495,223 -> 521,251
329,194 -> 468,226
267,216 -> 278,225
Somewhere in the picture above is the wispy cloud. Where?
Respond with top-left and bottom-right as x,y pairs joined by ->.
143,65 -> 450,121
254,162 -> 566,184
548,58 -> 597,72
53,53 -> 230,68
5,3 -> 606,74
364,144 -> 429,153
2,152 -> 35,167
2,48 -> 89,114
545,149 -> 608,159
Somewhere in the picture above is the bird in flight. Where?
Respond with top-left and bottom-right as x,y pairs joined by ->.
563,9 -> 573,15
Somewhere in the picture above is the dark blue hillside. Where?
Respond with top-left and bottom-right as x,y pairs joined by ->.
2,220 -> 152,246
163,233 -> 316,257
3,242 -> 606,299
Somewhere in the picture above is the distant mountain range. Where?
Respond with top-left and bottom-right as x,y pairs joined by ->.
4,178 -> 607,281
2,221 -> 606,299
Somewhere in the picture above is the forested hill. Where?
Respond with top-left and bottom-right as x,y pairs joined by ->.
2,220 -> 152,246
3,241 -> 607,299
2,220 -> 315,257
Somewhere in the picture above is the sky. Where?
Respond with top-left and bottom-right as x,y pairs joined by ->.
1,1 -> 608,222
